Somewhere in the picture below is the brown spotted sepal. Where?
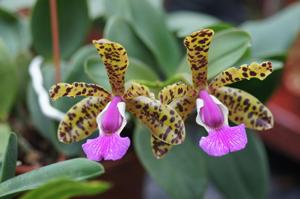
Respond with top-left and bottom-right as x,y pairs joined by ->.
93,39 -> 128,96
184,29 -> 214,89
211,86 -> 274,130
209,61 -> 273,89
57,96 -> 110,143
151,135 -> 172,159
49,82 -> 111,101
159,82 -> 197,120
126,96 -> 185,145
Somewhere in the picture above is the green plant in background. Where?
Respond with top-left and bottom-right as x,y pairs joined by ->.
0,0 -> 300,198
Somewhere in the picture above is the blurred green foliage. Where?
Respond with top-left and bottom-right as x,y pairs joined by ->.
0,0 -> 300,198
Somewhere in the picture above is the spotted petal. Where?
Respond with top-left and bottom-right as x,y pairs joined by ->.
209,61 -> 272,88
184,29 -> 214,89
212,86 -> 274,130
123,82 -> 152,100
159,82 -> 197,120
126,96 -> 185,145
93,39 -> 128,96
49,82 -> 110,101
151,135 -> 172,159
58,96 -> 110,143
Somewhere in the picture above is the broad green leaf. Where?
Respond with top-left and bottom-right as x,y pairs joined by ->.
0,124 -> 17,182
134,124 -> 207,199
104,16 -> 157,70
205,131 -> 269,199
27,64 -> 83,156
31,0 -> 90,59
0,39 -> 18,120
167,11 -> 220,37
84,56 -> 159,91
241,2 -> 300,58
0,158 -> 104,198
87,0 -> 105,20
21,179 -> 110,199
105,0 -> 181,77
63,45 -> 95,83
178,29 -> 251,82
0,0 -> 36,12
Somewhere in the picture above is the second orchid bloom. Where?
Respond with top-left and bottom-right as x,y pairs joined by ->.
155,29 -> 274,158
49,39 -> 185,161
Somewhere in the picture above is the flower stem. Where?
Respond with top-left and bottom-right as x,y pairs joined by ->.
50,0 -> 61,83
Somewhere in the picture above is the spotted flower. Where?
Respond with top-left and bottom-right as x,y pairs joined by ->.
153,29 -> 274,158
49,39 -> 185,161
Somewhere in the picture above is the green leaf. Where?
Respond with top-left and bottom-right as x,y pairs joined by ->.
0,124 -> 17,182
134,124 -> 207,199
0,158 -> 104,198
87,0 -> 105,20
167,11 -> 220,37
0,0 -> 36,12
241,2 -> 300,58
104,16 -> 157,70
205,131 -> 269,199
0,39 -> 18,120
31,0 -> 90,59
84,56 -> 159,91
178,28 -> 251,82
63,45 -> 95,83
105,0 -> 181,77
21,179 -> 110,199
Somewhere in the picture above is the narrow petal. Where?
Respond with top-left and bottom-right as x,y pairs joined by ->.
123,82 -> 152,100
184,29 -> 214,89
199,124 -> 247,157
212,86 -> 274,130
49,82 -> 110,100
58,96 -> 110,143
126,96 -> 185,145
158,82 -> 197,120
209,61 -> 272,88
93,39 -> 128,96
151,135 -> 172,159
82,134 -> 130,161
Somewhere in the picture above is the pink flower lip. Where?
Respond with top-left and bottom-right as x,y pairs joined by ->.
199,124 -> 247,157
199,90 -> 224,129
101,96 -> 123,134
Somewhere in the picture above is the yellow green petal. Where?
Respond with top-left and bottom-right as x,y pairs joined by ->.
212,86 -> 274,130
49,82 -> 110,101
209,61 -> 273,88
159,83 -> 197,120
127,96 -> 185,145
184,29 -> 214,89
151,135 -> 172,159
58,96 -> 110,143
123,82 -> 152,100
93,39 -> 128,96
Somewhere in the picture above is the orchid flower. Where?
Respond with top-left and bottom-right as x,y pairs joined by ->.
152,29 -> 274,158
49,39 -> 185,161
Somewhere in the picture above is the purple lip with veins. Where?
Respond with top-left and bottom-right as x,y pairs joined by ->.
196,90 -> 247,157
82,96 -> 130,161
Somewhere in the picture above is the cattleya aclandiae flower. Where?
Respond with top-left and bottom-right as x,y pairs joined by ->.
153,28 -> 274,158
49,39 -> 185,161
